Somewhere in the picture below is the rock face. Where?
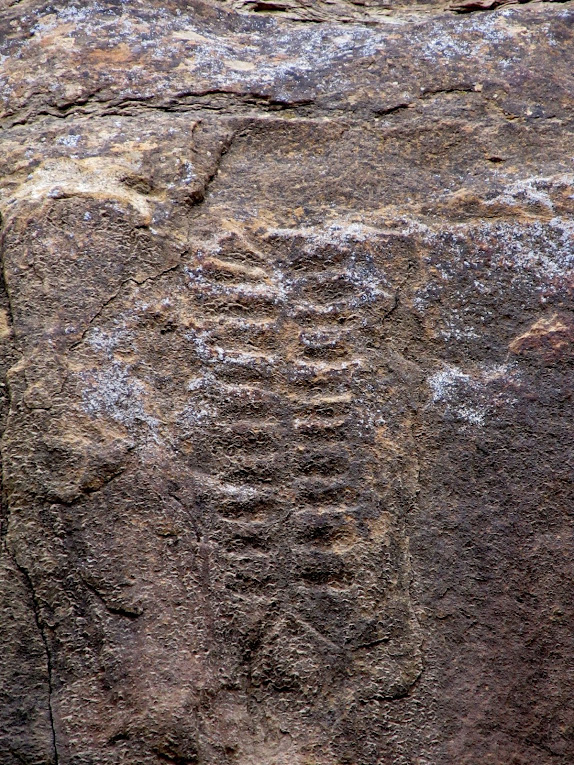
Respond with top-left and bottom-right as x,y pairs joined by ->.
1,1 -> 573,763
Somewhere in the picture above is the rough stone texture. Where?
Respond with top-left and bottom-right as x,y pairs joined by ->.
0,1 -> 573,763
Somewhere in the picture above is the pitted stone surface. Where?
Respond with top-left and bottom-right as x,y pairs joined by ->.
0,2 -> 573,764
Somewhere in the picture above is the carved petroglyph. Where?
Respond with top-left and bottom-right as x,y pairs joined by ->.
73,227 -> 422,713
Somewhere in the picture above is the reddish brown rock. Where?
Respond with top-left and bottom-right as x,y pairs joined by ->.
509,313 -> 574,363
1,1 -> 573,764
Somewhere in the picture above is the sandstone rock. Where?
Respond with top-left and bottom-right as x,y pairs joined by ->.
0,1 -> 573,763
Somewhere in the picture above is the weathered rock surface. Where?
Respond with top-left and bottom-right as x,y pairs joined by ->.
0,1 -> 573,763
